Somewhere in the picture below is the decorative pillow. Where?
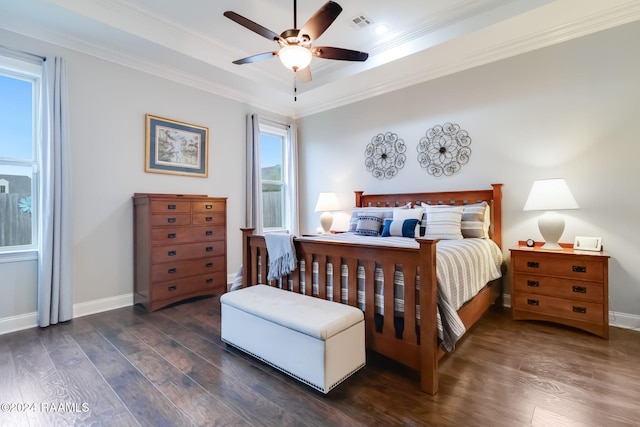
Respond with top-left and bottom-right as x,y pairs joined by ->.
423,205 -> 464,240
354,213 -> 384,236
393,207 -> 425,238
348,204 -> 409,232
461,202 -> 490,238
381,218 -> 420,238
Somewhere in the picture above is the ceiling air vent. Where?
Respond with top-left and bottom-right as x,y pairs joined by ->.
350,14 -> 373,30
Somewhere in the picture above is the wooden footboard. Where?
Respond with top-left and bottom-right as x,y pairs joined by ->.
241,228 -> 442,393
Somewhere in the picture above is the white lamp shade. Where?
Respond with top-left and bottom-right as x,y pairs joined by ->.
524,178 -> 579,250
278,45 -> 312,71
523,178 -> 579,211
314,192 -> 340,212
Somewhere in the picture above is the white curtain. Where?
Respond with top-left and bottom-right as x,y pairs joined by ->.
38,57 -> 73,327
287,122 -> 300,235
246,113 -> 263,233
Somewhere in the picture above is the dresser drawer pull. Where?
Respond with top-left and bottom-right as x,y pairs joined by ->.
205,246 -> 213,252
527,261 -> 539,268
205,217 -> 213,222
572,265 -> 587,273
205,204 -> 213,210
205,262 -> 213,268
167,204 -> 176,210
168,268 -> 177,274
168,285 -> 177,292
168,250 -> 176,256
572,286 -> 587,293
206,278 -> 213,284
572,306 -> 587,314
167,218 -> 176,223
205,230 -> 213,236
168,233 -> 176,239
527,280 -> 539,287
527,299 -> 539,306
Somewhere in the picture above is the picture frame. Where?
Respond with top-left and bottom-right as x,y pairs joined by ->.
145,114 -> 209,177
573,236 -> 602,252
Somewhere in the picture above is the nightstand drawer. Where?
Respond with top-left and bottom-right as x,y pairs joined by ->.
513,274 -> 603,303
513,253 -> 604,281
513,293 -> 603,323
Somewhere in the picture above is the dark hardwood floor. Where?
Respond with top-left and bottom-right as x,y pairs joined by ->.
1,295 -> 639,427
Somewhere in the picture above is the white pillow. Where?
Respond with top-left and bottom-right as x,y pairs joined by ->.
348,203 -> 410,232
423,205 -> 464,240
393,207 -> 425,238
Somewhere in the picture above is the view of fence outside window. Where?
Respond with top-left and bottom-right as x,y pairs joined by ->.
260,129 -> 285,231
0,57 -> 40,254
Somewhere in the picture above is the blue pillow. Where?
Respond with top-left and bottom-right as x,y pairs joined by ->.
381,218 -> 420,238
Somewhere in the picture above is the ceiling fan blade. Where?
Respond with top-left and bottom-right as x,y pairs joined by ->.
296,66 -> 312,83
298,1 -> 342,42
312,46 -> 369,61
232,52 -> 277,65
224,11 -> 280,41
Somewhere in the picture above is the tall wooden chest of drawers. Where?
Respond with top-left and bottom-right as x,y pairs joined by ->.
133,193 -> 227,311
510,243 -> 609,339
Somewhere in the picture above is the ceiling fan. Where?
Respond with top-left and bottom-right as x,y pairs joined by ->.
224,0 -> 369,83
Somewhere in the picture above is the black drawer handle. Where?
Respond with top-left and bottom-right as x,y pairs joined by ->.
205,262 -> 213,268
205,204 -> 213,210
527,261 -> 539,268
206,278 -> 213,284
527,299 -> 539,306
573,306 -> 587,314
168,285 -> 177,292
205,217 -> 213,222
527,280 -> 539,287
572,286 -> 587,293
167,218 -> 176,223
168,250 -> 176,256
205,246 -> 213,252
168,268 -> 177,274
167,204 -> 176,210
205,230 -> 213,236
572,265 -> 587,273
168,233 -> 176,239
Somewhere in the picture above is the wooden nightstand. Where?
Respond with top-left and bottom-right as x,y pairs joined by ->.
510,242 -> 610,339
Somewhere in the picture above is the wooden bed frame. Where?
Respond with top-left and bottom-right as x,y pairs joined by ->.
240,183 -> 503,395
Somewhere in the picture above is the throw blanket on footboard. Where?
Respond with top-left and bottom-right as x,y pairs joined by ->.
258,234 -> 503,351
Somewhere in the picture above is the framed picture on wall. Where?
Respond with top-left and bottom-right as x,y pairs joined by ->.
145,114 -> 209,177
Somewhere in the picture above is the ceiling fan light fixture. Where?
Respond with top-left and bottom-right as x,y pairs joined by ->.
278,45 -> 312,71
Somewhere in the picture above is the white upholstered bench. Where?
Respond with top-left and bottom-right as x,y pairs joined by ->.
220,284 -> 365,393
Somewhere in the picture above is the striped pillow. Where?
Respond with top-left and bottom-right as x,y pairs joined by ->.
423,205 -> 464,240
354,214 -> 384,236
461,202 -> 490,238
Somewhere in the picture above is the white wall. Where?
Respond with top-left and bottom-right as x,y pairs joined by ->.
0,29 -> 285,332
297,21 -> 640,322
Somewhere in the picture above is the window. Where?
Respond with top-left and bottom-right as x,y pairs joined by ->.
0,56 -> 42,256
259,122 -> 296,233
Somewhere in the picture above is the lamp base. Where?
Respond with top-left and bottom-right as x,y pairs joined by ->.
319,211 -> 334,235
538,211 -> 565,251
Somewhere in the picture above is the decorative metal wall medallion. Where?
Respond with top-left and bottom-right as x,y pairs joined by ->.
417,122 -> 472,177
364,132 -> 406,179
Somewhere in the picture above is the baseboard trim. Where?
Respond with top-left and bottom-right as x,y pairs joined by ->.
0,293 -> 133,336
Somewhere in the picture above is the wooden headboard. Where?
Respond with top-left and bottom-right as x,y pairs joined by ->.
354,183 -> 503,249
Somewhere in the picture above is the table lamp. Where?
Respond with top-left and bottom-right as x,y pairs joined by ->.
314,192 -> 340,234
523,178 -> 579,250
